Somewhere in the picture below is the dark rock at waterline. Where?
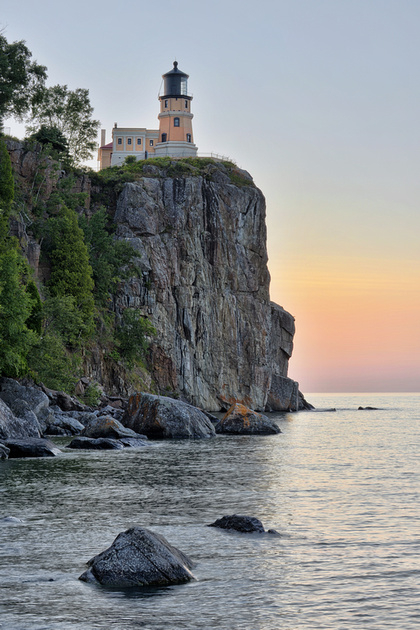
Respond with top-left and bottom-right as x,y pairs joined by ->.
215,403 -> 281,435
81,414 -> 146,440
79,526 -> 195,587
358,406 -> 379,410
208,514 -> 279,535
1,438 -> 61,458
118,437 -> 149,448
208,514 -> 265,533
67,437 -> 125,450
0,443 -> 10,459
122,392 -> 216,439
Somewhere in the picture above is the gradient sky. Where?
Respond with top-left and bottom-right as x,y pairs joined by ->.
2,0 -> 419,393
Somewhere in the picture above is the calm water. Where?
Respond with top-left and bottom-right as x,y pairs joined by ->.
1,393 -> 419,630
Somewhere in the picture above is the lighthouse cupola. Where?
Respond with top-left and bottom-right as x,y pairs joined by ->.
162,61 -> 189,97
155,61 -> 198,158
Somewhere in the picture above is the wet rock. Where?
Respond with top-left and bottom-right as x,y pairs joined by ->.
215,403 -> 281,435
0,399 -> 40,439
66,437 -> 125,450
42,409 -> 85,436
2,438 -> 61,458
81,415 -> 145,440
122,393 -> 216,439
0,443 -> 10,459
358,406 -> 379,410
119,437 -> 149,448
208,515 -> 266,533
79,527 -> 195,587
0,377 -> 49,419
208,514 -> 279,535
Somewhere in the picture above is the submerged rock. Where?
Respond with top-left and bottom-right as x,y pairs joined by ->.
215,403 -> 281,435
0,443 -> 10,459
79,526 -> 195,587
67,437 -> 125,450
2,438 -> 61,458
208,514 -> 279,535
123,393 -> 216,439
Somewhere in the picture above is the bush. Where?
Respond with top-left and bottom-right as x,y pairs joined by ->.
116,309 -> 155,367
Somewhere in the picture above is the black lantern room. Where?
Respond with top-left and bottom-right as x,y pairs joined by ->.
162,61 -> 189,98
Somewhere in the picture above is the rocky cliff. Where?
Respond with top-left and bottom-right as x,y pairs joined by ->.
110,162 -> 299,411
6,140 -> 301,412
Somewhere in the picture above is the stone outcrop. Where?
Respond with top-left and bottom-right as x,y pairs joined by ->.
79,527 -> 195,587
123,392 -> 216,439
208,514 -> 279,535
3,438 -> 62,458
215,403 -> 281,435
113,165 -> 298,411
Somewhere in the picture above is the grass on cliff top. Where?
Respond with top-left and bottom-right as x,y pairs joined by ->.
91,156 -> 255,189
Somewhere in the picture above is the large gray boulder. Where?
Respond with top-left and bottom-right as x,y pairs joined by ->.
79,527 -> 195,587
2,438 -> 62,458
0,378 -> 49,418
0,398 -> 40,439
215,403 -> 281,435
122,393 -> 216,439
81,414 -> 146,440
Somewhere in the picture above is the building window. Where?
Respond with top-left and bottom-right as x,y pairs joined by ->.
117,138 -> 122,145
149,140 -> 154,146
127,138 -> 132,145
185,100 -> 188,108
137,138 -> 141,145
161,133 -> 167,142
174,117 -> 180,127
187,133 -> 192,143
164,99 -> 168,108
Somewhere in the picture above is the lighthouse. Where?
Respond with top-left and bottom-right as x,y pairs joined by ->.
98,61 -> 198,169
154,61 -> 198,157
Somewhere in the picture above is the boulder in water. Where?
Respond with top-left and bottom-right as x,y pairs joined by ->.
2,438 -> 61,458
122,393 -> 216,439
208,514 -> 279,535
81,414 -> 146,440
215,403 -> 281,435
66,437 -> 125,450
79,526 -> 195,587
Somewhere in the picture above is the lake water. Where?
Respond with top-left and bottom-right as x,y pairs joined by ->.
1,393 -> 419,629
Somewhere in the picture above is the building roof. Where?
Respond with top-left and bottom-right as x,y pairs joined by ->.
100,142 -> 113,149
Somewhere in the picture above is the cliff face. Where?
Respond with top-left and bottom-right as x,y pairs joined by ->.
112,165 -> 297,411
6,139 -> 300,411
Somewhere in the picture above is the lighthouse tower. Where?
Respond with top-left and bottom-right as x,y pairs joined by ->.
154,61 -> 198,157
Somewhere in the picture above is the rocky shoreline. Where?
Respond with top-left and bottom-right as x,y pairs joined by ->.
0,377 -> 314,460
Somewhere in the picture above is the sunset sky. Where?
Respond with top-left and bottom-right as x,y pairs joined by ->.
2,0 -> 419,393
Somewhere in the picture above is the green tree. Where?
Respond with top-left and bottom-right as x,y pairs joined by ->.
27,84 -> 99,164
0,248 -> 38,376
29,125 -> 69,157
46,205 -> 95,338
79,207 -> 136,306
0,34 -> 46,130
0,136 -> 14,241
116,308 -> 155,367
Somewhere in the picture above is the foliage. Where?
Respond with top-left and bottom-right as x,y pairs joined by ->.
116,309 -> 156,367
42,295 -> 88,347
83,382 -> 102,407
25,279 -> 43,335
0,34 -> 47,128
27,84 -> 100,165
0,136 -> 15,243
46,205 -> 95,337
0,248 -> 38,377
79,207 -> 137,306
27,331 -> 80,392
124,155 -> 137,165
29,125 -> 69,157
